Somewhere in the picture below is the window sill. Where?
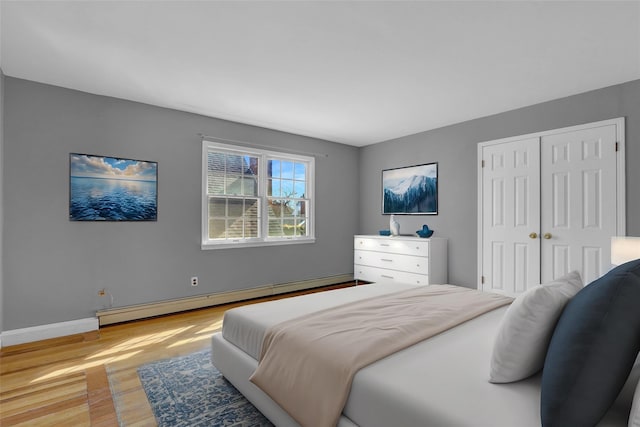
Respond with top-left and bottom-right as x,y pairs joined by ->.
201,237 -> 316,250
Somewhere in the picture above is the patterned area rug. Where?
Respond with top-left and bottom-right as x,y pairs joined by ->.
137,349 -> 274,427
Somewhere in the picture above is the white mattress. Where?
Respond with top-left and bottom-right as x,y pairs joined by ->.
214,283 -> 634,426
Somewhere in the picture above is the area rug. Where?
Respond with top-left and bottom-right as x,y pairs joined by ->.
137,349 -> 274,427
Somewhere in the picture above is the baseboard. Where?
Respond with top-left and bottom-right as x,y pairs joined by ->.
1,317 -> 99,348
96,274 -> 353,326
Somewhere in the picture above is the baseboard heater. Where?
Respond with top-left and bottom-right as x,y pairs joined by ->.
96,274 -> 353,326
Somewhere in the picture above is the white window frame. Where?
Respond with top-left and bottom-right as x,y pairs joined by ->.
201,139 -> 315,250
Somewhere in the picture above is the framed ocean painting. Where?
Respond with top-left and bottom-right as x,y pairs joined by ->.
69,153 -> 158,221
382,162 -> 438,215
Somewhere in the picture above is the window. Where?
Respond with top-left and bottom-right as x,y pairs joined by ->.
202,140 -> 315,249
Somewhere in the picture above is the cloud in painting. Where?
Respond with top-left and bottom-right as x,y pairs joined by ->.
70,154 -> 157,182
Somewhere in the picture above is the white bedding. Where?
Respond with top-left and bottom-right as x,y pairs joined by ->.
212,283 -> 634,426
222,282 -> 418,360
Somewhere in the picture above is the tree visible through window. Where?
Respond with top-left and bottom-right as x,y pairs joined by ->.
202,140 -> 314,249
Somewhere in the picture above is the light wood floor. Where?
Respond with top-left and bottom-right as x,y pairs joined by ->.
0,282 -> 354,426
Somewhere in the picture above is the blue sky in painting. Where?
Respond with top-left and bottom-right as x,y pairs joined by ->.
70,154 -> 157,182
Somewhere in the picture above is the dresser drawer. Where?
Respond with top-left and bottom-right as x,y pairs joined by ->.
354,250 -> 428,275
353,235 -> 448,285
354,265 -> 429,286
354,237 -> 429,257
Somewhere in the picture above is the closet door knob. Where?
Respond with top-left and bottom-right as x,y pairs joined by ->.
543,233 -> 552,239
529,232 -> 538,239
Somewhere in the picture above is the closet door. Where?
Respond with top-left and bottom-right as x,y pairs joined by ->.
478,118 -> 624,296
540,124 -> 619,285
481,137 -> 540,295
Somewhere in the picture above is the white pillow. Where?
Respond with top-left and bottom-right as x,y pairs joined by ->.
489,270 -> 583,383
629,373 -> 640,427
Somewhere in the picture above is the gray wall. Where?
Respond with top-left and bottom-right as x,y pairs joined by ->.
3,77 -> 359,330
5,76 -> 640,332
359,79 -> 640,288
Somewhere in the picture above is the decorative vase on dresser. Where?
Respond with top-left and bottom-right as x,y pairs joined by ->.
353,235 -> 448,286
389,214 -> 400,236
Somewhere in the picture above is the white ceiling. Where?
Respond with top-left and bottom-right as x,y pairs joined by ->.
1,1 -> 639,146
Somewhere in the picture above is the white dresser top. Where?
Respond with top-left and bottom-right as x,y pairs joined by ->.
355,234 -> 446,241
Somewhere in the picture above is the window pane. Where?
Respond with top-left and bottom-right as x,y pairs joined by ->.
243,156 -> 259,196
209,219 -> 226,239
283,218 -> 296,236
294,200 -> 307,217
226,219 -> 244,238
208,174 -> 224,195
207,152 -> 225,195
281,179 -> 293,197
241,199 -> 260,238
209,198 -> 226,217
269,199 -> 284,218
294,162 -> 306,180
227,199 -> 244,217
242,175 -> 258,196
208,152 -> 225,170
207,153 -> 224,194
269,179 -> 281,197
225,154 -> 243,174
245,218 -> 258,238
295,219 -> 307,236
281,161 -> 294,179
245,198 -> 259,219
294,181 -> 305,198
245,155 -> 259,175
269,160 -> 280,178
225,174 -> 243,195
268,219 -> 283,237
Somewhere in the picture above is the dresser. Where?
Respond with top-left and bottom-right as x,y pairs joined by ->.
354,235 -> 448,286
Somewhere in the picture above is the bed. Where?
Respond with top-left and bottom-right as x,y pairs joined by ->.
211,282 -> 638,427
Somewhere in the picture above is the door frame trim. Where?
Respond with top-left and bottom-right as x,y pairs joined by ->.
476,117 -> 626,291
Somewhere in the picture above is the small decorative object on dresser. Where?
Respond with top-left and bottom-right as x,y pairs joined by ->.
354,235 -> 448,285
389,214 -> 400,236
416,224 -> 434,238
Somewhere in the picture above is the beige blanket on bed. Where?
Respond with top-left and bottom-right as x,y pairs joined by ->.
249,284 -> 513,427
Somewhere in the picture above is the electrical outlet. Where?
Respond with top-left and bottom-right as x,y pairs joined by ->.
191,276 -> 199,287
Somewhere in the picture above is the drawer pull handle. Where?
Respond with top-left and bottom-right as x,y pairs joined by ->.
381,275 -> 394,279
381,258 -> 393,262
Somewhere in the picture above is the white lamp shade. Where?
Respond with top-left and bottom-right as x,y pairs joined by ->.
611,236 -> 640,266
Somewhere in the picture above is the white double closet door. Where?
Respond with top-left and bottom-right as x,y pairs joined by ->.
478,118 -> 625,296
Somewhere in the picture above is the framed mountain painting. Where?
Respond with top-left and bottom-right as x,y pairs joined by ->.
382,162 -> 438,215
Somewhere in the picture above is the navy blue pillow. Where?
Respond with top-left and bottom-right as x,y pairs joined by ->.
541,259 -> 640,427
